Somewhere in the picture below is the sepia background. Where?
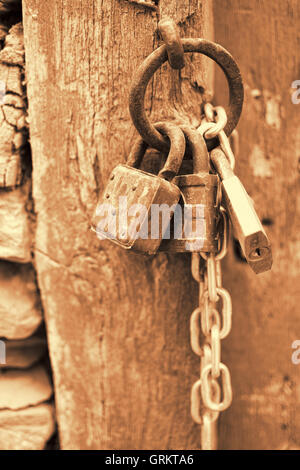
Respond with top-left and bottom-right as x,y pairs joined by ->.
0,0 -> 298,450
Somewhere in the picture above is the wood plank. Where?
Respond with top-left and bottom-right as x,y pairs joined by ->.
214,0 -> 300,450
23,0 -> 213,449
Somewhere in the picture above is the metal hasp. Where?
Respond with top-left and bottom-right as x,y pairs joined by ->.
211,147 -> 272,274
129,38 -> 244,153
157,17 -> 185,70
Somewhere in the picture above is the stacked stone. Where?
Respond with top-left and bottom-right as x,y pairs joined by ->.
0,14 -> 55,450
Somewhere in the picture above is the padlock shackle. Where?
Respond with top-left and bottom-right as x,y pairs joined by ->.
180,125 -> 209,173
127,121 -> 186,182
126,138 -> 148,169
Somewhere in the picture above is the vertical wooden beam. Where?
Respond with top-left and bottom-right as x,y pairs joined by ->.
22,0 -> 213,449
214,0 -> 300,450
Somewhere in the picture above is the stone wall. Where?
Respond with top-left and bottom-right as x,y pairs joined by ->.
0,2 -> 55,450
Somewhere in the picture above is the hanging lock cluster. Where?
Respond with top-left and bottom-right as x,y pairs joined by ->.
92,18 -> 272,274
91,18 -> 273,450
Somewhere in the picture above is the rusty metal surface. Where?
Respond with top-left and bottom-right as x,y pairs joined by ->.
93,123 -> 186,254
92,163 -> 182,254
126,137 -> 148,169
129,38 -> 244,153
211,147 -> 273,274
179,125 -> 209,173
190,214 -> 232,449
159,172 -> 220,253
203,106 -> 227,140
210,146 -> 233,180
127,121 -> 186,182
159,125 -> 219,254
157,17 -> 185,70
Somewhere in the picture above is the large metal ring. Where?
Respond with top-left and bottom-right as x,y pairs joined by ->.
129,38 -> 244,153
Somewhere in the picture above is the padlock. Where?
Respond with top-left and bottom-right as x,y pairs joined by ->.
92,122 -> 185,254
210,146 -> 272,274
160,126 -> 220,253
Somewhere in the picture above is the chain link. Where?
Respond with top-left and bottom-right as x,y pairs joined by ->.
198,103 -> 236,169
190,105 -> 234,450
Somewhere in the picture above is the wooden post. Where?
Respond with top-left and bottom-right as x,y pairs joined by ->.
22,0 -> 214,449
214,0 -> 300,450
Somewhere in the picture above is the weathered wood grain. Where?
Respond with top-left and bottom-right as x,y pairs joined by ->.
23,0 -> 214,449
214,0 -> 300,450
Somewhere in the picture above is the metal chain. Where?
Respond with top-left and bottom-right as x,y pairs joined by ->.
198,103 -> 236,169
190,104 -> 234,450
190,208 -> 232,450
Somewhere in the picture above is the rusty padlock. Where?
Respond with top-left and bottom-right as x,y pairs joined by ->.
92,122 -> 185,254
160,126 -> 220,253
210,146 -> 272,274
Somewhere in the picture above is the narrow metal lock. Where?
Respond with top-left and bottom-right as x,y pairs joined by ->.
92,122 -> 185,254
210,146 -> 272,274
160,127 -> 220,253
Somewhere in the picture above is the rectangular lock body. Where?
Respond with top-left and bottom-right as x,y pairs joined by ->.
222,175 -> 272,273
159,172 -> 220,253
92,164 -> 181,254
